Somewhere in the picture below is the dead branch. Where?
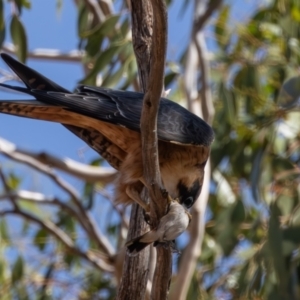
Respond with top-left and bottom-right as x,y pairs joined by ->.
194,0 -> 223,32
117,0 -> 155,298
0,189 -> 117,258
118,0 -> 170,298
2,43 -> 83,62
0,209 -> 114,272
116,201 -> 151,300
117,2 -> 152,298
0,148 -> 115,272
0,190 -> 88,222
23,151 -> 116,184
0,137 -> 117,184
144,0 -> 172,297
141,0 -> 167,220
0,137 -> 115,257
0,140 -> 80,199
130,0 -> 153,91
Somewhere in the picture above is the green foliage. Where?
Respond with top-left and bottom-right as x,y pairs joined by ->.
11,255 -> 24,283
10,14 -> 27,62
0,0 -> 5,49
202,0 -> 300,298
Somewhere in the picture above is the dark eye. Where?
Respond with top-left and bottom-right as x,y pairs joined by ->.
183,197 -> 194,209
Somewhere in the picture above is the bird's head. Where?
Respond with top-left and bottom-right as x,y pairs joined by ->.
177,179 -> 202,209
159,143 -> 209,209
160,162 -> 206,209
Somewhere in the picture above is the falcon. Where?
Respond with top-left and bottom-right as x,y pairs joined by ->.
0,53 -> 214,211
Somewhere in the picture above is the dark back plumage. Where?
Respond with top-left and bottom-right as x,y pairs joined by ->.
0,53 -> 214,146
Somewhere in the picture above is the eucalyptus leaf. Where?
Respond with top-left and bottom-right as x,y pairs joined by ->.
82,43 -> 127,84
10,15 -> 27,62
11,256 -> 24,283
0,0 -> 5,48
215,5 -> 230,48
268,203 -> 288,295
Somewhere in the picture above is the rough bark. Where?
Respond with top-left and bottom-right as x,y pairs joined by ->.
138,1 -> 171,299
130,0 -> 153,92
116,203 -> 150,299
117,0 -> 170,299
117,1 -> 154,299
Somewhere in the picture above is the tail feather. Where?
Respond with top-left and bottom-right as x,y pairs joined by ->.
0,54 -> 127,170
125,236 -> 151,255
0,53 -> 70,93
0,100 -> 68,121
0,55 -> 98,162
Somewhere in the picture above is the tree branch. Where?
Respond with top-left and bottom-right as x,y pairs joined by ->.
141,1 -> 173,299
2,43 -> 83,62
141,0 -> 167,220
0,137 -> 117,184
0,137 -> 115,257
0,209 -> 114,272
116,202 -> 151,299
170,1 -> 218,299
194,0 -> 223,32
117,0 -> 156,298
0,190 -> 86,222
0,189 -> 116,257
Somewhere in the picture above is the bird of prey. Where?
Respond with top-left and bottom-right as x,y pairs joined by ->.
0,53 -> 214,211
126,197 -> 192,255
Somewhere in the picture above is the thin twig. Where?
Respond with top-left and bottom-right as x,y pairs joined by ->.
194,0 -> 223,32
0,190 -> 91,229
21,150 -> 117,184
0,209 -> 114,272
0,137 -> 117,184
0,144 -> 79,199
2,43 -> 83,62
0,138 -> 115,256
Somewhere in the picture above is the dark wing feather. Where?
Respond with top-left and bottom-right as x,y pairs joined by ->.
1,53 -> 70,93
0,54 -> 116,162
78,86 -> 215,146
0,53 -> 214,146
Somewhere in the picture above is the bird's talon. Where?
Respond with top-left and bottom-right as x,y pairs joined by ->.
161,188 -> 169,198
126,200 -> 190,254
169,241 -> 181,254
143,209 -> 152,225
153,240 -> 181,254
